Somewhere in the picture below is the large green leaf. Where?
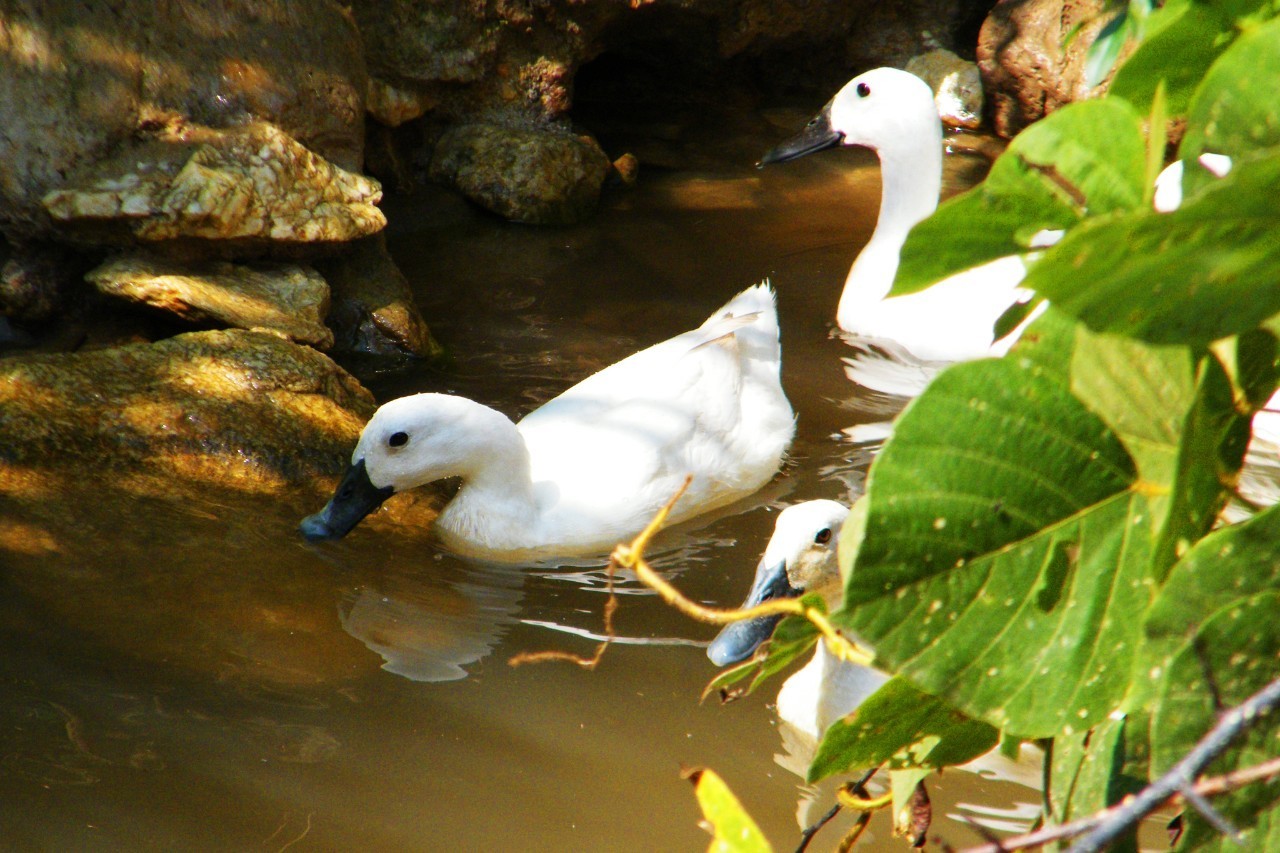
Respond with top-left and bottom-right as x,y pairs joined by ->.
1023,153 -> 1280,348
835,357 -> 1152,738
807,675 -> 1000,783
1145,506 -> 1280,848
1108,0 -> 1243,114
1049,716 -> 1131,831
892,100 -> 1147,296
1181,16 -> 1280,161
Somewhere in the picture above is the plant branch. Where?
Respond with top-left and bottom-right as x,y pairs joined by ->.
959,675 -> 1280,852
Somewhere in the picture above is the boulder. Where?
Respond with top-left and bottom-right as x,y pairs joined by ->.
0,0 -> 368,243
87,254 -> 334,349
977,0 -> 1115,138
42,122 -> 385,248
907,48 -> 985,130
314,235 -> 441,358
429,123 -> 611,225
0,329 -> 375,491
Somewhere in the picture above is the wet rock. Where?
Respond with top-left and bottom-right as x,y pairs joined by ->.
907,48 -> 984,130
0,246 -> 85,323
43,123 -> 385,247
0,329 -> 375,489
314,235 -> 441,359
0,0 -> 367,244
977,0 -> 1115,138
86,254 -> 334,349
429,123 -> 611,225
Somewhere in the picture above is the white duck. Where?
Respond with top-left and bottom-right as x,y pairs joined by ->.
301,284 -> 796,563
708,500 -> 1043,790
759,67 -> 1041,395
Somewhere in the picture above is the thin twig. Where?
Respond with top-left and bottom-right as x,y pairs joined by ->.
795,801 -> 842,853
959,675 -> 1280,852
511,476 -> 875,669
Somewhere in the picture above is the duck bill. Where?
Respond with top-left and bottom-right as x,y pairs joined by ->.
757,102 -> 843,167
299,458 -> 395,542
707,557 -> 803,666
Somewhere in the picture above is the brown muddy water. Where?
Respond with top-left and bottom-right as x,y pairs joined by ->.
1,105 -> 1078,851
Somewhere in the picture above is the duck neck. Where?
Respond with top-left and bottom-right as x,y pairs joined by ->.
434,407 -> 541,552
837,132 -> 943,328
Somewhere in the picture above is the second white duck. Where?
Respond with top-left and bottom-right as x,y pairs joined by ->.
301,284 -> 796,563
709,500 -> 1043,790
759,67 -> 1037,386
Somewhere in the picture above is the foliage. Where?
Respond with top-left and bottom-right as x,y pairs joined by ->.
707,8 -> 1280,850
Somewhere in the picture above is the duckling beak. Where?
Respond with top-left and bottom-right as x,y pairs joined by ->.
757,102 -> 843,168
299,458 -> 395,542
707,557 -> 803,666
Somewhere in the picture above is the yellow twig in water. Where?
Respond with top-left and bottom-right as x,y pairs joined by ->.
510,476 -> 875,670
613,477 -> 873,667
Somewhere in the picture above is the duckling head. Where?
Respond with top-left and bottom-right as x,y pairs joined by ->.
707,500 -> 850,666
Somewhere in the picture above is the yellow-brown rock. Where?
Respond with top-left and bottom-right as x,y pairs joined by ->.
0,329 -> 375,492
42,123 -> 385,245
87,254 -> 335,349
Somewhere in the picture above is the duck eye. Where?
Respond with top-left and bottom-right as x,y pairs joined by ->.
856,82 -> 871,98
815,527 -> 833,545
388,431 -> 409,448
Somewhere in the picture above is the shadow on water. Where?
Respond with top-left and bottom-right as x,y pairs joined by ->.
0,97 -> 1064,850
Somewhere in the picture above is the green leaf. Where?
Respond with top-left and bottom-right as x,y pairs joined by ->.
687,768 -> 773,853
807,675 -> 1000,783
1108,1 -> 1239,114
1023,153 -> 1280,348
1182,16 -> 1280,161
702,609 -> 821,700
893,99 -> 1147,296
1144,506 -> 1280,847
836,357 -> 1153,738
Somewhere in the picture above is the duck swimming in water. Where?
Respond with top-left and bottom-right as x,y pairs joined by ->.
759,67 -> 1040,396
301,284 -> 795,563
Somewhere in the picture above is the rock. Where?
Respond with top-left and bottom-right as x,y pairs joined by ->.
907,48 -> 985,130
42,122 -> 385,247
429,123 -> 611,225
0,246 -> 86,323
87,254 -> 334,349
610,153 -> 641,187
0,329 -> 375,490
0,0 -> 367,244
977,0 -> 1116,138
314,235 -> 441,359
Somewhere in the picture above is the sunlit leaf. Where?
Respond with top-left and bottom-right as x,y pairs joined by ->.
836,357 -> 1152,739
686,767 -> 773,853
1023,153 -> 1280,348
893,100 -> 1147,296
807,676 -> 999,783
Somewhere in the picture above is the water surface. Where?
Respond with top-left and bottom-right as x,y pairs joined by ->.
0,106 -> 1056,850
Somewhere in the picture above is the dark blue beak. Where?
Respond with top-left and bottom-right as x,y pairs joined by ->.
300,458 -> 394,541
707,557 -> 803,666
757,101 -> 843,168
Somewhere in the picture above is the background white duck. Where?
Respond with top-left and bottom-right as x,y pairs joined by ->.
301,283 -> 795,563
708,500 -> 1043,791
758,67 -> 1041,397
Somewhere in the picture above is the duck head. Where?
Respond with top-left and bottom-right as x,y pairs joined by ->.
758,67 -> 939,166
707,500 -> 850,666
300,393 -> 511,542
